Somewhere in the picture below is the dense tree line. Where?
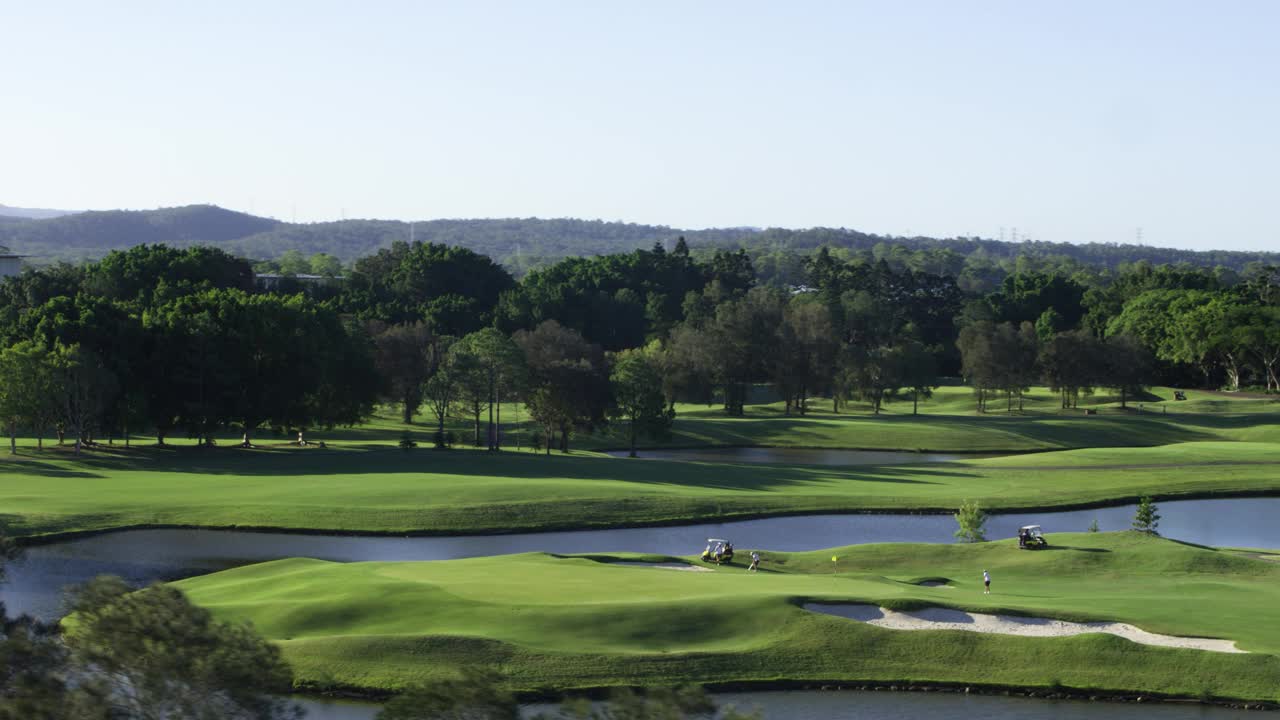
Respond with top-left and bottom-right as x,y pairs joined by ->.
955,265 -> 1280,410
0,240 -> 1275,456
5,204 -> 1277,281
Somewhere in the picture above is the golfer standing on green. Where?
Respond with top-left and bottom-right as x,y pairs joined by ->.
983,569 -> 991,594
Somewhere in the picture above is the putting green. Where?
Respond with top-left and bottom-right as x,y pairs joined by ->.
175,532 -> 1280,701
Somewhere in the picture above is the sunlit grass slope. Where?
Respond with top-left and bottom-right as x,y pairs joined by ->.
2,386 -> 1273,453
3,441 -> 1280,539
177,532 -> 1280,701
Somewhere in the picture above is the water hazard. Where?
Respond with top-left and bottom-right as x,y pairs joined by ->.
297,689 -> 1254,719
6,497 -> 1280,620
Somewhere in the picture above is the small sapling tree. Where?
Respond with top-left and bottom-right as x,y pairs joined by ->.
1132,496 -> 1160,535
954,499 -> 988,543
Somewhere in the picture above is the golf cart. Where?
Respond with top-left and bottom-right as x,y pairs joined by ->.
701,538 -> 734,564
1018,525 -> 1048,549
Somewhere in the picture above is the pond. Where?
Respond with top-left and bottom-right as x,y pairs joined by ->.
6,497 -> 1279,620
604,447 -> 1003,465
296,689 -> 1253,719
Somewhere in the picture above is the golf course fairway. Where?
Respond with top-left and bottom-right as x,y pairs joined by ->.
175,532 -> 1280,702
3,441 -> 1280,539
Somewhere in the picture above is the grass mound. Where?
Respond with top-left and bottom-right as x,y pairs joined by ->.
177,532 -> 1280,700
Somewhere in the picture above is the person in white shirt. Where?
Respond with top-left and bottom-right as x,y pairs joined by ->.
983,570 -> 991,594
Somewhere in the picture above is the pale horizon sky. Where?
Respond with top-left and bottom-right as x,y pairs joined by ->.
4,1 -> 1278,251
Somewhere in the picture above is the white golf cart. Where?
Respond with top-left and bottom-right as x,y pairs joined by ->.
700,538 -> 734,564
1018,525 -> 1048,549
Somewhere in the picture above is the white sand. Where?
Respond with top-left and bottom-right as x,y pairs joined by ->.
610,561 -> 714,572
806,603 -> 1245,654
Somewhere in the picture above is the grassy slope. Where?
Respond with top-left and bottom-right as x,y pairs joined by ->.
3,441 -> 1280,539
3,386 -> 1275,454
176,532 -> 1280,701
577,384 -> 1278,451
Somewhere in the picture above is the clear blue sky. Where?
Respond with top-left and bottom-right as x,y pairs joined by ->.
5,1 -> 1278,251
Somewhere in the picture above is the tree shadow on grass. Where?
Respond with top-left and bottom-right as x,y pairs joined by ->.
1037,545 -> 1111,554
0,444 -> 976,494
0,459 -> 104,479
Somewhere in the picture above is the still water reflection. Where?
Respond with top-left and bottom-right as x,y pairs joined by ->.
296,689 -> 1250,720
6,497 -> 1279,620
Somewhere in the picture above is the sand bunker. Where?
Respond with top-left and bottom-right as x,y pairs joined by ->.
806,603 -> 1244,654
610,561 -> 714,572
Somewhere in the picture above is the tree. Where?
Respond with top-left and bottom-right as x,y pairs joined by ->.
142,289 -> 378,446
988,272 -> 1086,328
449,341 -> 490,447
1103,333 -> 1153,408
1040,330 -> 1104,409
50,343 -> 118,454
958,321 -> 1037,413
344,241 -> 515,335
548,686 -> 724,720
376,669 -> 517,720
309,252 -> 344,277
143,295 -> 236,444
423,336 -> 459,447
0,341 -> 56,453
609,349 -> 674,457
842,344 -> 903,415
992,322 -> 1039,412
72,577 -> 306,720
1164,294 -> 1248,391
514,321 -> 610,454
82,244 -> 253,308
897,338 -> 939,415
1034,307 -> 1066,342
1132,496 -> 1160,535
0,613 -> 87,720
452,328 -> 527,450
1229,304 -> 1280,392
706,288 -> 786,416
372,322 -> 439,424
0,576 -> 302,720
773,299 -> 836,415
957,321 -> 998,412
660,325 -> 719,408
954,499 -> 988,543
277,249 -> 310,276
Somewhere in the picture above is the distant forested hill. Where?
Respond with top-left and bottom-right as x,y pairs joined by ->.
0,204 -> 77,220
0,205 -> 280,259
1,203 -> 1276,274
228,217 -> 754,274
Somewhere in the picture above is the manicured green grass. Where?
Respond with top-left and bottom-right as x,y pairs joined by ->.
175,532 -> 1280,701
582,406 -> 1280,453
3,441 -> 1280,539
4,385 -> 1271,453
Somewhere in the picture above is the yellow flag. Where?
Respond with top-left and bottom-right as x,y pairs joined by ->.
831,556 -> 838,563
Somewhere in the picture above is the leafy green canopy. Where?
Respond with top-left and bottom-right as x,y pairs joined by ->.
0,572 -> 300,720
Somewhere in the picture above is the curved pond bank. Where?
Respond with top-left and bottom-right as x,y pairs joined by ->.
6,497 -> 1280,620
297,689 -> 1258,719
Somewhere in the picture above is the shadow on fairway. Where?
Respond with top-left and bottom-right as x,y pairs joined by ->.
1032,545 -> 1111,554
0,459 -> 104,478
0,445 -> 975,493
